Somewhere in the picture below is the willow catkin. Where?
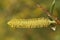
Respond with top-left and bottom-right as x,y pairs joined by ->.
7,18 -> 56,28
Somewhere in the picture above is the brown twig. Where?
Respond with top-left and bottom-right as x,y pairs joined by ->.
37,4 -> 52,18
37,4 -> 60,25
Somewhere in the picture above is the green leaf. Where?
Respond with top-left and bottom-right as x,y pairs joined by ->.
50,0 -> 55,14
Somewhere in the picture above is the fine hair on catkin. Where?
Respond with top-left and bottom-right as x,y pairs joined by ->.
7,18 -> 56,28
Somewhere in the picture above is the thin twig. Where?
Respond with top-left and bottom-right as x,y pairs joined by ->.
37,4 -> 60,25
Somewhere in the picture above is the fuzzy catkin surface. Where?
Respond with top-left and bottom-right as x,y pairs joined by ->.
7,18 -> 56,28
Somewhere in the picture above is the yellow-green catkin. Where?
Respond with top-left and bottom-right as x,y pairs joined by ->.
7,18 -> 56,28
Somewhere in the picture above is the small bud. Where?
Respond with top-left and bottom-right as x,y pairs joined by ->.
51,26 -> 56,31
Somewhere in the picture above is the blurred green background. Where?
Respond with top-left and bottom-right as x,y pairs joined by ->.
0,0 -> 60,40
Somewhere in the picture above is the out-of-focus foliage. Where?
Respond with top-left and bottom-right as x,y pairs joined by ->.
0,0 -> 60,40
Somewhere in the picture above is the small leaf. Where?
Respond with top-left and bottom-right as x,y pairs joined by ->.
50,0 -> 55,14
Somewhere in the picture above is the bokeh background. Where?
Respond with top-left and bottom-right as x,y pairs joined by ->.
0,0 -> 60,40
